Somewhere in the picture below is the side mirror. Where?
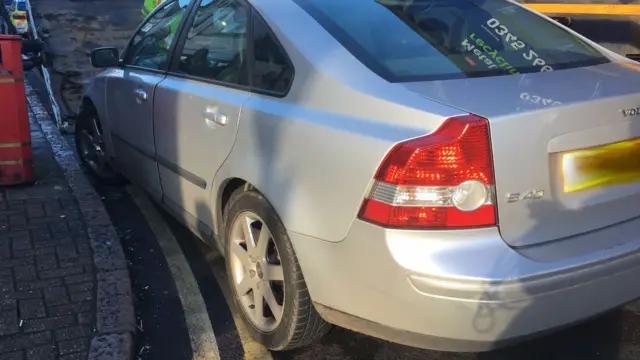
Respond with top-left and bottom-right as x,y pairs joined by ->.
91,47 -> 120,68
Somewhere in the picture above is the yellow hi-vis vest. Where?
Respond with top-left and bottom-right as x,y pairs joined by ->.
157,13 -> 182,49
142,0 -> 166,17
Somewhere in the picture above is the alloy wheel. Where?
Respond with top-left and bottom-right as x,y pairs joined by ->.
77,116 -> 112,177
229,211 -> 285,332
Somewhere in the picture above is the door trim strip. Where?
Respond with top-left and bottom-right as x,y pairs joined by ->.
112,133 -> 155,160
112,133 -> 207,190
156,155 -> 207,190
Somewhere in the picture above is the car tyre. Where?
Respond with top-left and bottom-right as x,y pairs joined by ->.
74,108 -> 126,186
223,188 -> 331,351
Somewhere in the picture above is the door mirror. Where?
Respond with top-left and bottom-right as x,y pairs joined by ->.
91,47 -> 120,68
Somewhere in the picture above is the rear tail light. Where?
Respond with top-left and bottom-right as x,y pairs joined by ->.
12,14 -> 26,20
358,114 -> 496,229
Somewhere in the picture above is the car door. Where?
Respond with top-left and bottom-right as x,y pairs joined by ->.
153,0 -> 251,230
106,0 -> 191,200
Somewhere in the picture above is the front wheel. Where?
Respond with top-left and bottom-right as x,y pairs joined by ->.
223,189 -> 331,351
74,110 -> 126,185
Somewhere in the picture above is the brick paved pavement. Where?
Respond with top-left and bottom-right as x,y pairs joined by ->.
0,85 -> 135,360
0,109 -> 95,359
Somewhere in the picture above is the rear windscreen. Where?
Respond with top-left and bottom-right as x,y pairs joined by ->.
293,0 -> 609,82
17,2 -> 25,10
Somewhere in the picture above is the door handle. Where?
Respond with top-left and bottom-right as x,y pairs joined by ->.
134,89 -> 148,102
203,108 -> 228,126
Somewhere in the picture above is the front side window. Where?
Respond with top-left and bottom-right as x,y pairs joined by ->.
123,0 -> 189,70
251,13 -> 294,94
293,0 -> 609,82
175,0 -> 248,85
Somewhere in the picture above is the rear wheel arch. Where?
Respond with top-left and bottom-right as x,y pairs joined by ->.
219,178 -> 249,217
217,179 -> 283,250
220,181 -> 331,349
216,178 -> 259,241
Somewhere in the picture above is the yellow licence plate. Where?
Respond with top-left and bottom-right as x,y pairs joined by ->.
561,138 -> 640,193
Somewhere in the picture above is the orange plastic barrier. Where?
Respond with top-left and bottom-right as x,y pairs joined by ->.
0,35 -> 33,185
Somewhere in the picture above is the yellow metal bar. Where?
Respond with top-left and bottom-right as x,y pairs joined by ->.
523,3 -> 640,16
0,77 -> 23,83
0,142 -> 30,148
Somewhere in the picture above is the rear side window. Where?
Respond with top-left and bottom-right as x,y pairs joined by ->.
175,0 -> 249,85
251,13 -> 293,95
293,0 -> 609,82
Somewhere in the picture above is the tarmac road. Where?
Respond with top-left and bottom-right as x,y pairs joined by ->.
82,180 -> 640,360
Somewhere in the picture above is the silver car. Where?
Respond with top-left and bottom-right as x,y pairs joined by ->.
77,0 -> 640,352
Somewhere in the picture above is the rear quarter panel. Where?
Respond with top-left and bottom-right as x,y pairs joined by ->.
212,0 -> 465,242
214,89 -> 421,243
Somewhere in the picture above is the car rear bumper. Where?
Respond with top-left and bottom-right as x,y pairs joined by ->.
289,217 -> 640,351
